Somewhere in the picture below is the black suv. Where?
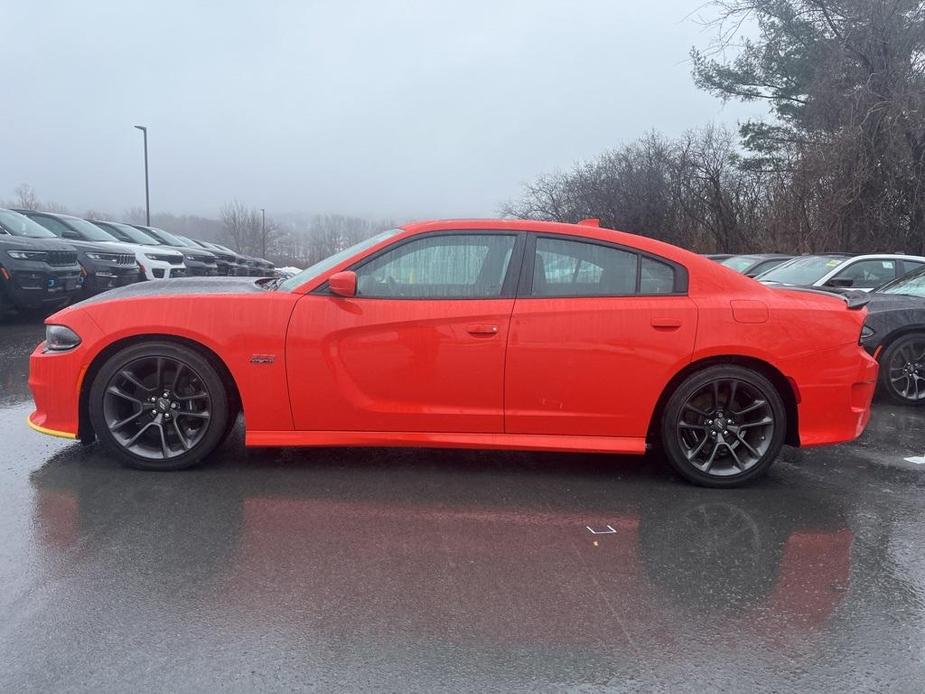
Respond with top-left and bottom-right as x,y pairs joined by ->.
171,233 -> 241,276
130,225 -> 219,276
0,208 -> 83,314
193,240 -> 251,276
254,257 -> 276,277
16,210 -> 142,295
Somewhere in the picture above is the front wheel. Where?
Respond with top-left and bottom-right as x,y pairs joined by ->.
88,341 -> 230,470
660,365 -> 787,488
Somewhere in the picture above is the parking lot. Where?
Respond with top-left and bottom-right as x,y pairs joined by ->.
1,317 -> 924,692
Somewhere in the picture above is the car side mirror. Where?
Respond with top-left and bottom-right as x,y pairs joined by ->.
826,277 -> 854,288
329,271 -> 357,297
61,229 -> 81,240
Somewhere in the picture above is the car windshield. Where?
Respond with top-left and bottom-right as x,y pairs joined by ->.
145,227 -> 186,246
63,217 -> 120,242
278,229 -> 402,292
0,209 -> 58,238
720,255 -> 761,272
103,222 -> 160,245
880,268 -> 925,297
757,255 -> 846,284
179,235 -> 209,250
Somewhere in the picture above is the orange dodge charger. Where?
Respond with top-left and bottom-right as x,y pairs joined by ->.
28,219 -> 878,487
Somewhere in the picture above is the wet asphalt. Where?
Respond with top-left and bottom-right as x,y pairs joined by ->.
1,317 -> 925,693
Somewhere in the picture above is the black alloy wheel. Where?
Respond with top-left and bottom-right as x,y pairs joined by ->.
89,341 -> 230,470
661,365 -> 786,487
880,333 -> 925,405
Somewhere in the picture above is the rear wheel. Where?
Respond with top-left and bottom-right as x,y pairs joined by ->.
88,341 -> 230,470
660,365 -> 786,488
879,333 -> 925,405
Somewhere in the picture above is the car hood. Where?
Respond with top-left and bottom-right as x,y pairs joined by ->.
72,276 -> 267,307
98,241 -> 184,258
159,245 -> 217,261
0,236 -> 78,252
62,239 -> 137,254
165,246 -> 215,264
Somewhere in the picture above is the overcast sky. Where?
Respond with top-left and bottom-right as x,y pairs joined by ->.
1,0 -> 762,220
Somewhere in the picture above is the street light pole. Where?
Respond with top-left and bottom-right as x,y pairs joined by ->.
260,208 -> 266,258
134,125 -> 150,225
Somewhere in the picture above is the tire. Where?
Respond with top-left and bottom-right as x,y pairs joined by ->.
660,365 -> 787,488
88,341 -> 230,470
877,333 -> 925,406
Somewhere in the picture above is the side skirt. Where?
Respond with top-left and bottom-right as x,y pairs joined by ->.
245,429 -> 647,455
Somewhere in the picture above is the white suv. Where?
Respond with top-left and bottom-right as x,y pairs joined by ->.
756,253 -> 925,291
89,220 -> 187,280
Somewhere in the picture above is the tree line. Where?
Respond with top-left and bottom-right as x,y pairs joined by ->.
505,0 -> 925,255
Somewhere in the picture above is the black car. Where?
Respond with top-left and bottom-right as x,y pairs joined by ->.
239,255 -> 262,276
130,225 -> 219,276
194,239 -> 250,277
15,210 -> 142,296
192,240 -> 251,276
171,234 -> 239,276
254,257 -> 276,276
0,208 -> 83,314
859,268 -> 925,405
717,254 -> 794,278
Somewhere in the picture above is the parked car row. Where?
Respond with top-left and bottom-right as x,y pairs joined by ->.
710,251 -> 925,406
709,252 -> 925,290
0,208 -> 278,316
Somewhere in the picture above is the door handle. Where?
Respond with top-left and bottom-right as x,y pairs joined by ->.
651,318 -> 682,329
467,324 -> 500,336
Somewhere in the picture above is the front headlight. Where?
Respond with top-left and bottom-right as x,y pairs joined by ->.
45,325 -> 81,351
84,252 -> 118,262
7,250 -> 48,261
860,325 -> 875,342
145,253 -> 160,260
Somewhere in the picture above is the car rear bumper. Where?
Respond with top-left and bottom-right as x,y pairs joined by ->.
792,344 -> 879,447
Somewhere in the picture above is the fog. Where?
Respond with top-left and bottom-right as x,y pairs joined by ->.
1,0 -> 759,220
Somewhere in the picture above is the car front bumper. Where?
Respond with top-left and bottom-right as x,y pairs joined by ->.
184,262 -> 219,276
27,308 -> 108,440
1,264 -> 83,309
82,265 -> 143,294
139,259 -> 187,280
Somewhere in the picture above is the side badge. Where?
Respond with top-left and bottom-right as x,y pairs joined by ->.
250,354 -> 276,365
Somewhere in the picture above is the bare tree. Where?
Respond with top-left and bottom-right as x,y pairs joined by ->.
503,127 -> 765,252
220,200 -> 263,255
13,184 -> 39,210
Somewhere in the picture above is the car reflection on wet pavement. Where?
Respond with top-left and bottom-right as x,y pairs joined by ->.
1,320 -> 924,692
